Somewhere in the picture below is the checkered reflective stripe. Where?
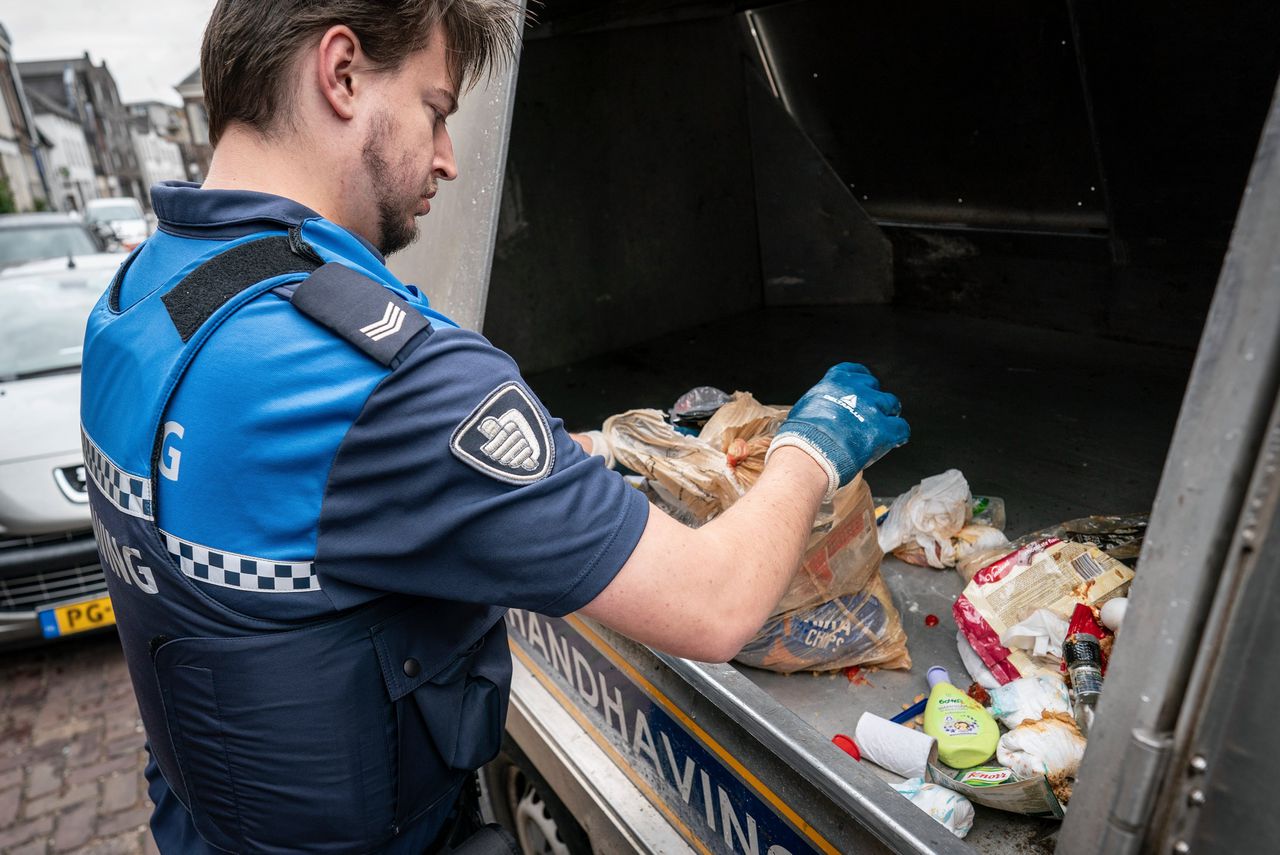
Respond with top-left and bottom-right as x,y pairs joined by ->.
160,531 -> 320,593
80,429 -> 153,520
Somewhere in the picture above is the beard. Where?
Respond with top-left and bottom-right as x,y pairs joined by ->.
361,112 -> 431,256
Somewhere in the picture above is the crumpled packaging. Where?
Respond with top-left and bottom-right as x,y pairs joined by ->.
954,538 -> 1134,685
996,712 -> 1087,804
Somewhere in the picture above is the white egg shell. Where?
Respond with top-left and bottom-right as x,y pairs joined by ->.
1100,598 -> 1128,632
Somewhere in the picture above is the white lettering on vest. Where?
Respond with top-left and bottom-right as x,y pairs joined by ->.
91,510 -> 159,595
158,421 -> 185,481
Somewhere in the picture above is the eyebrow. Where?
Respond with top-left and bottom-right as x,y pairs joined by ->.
428,86 -> 460,116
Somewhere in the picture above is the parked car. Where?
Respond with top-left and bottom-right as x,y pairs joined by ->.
0,213 -> 111,270
0,255 -> 123,648
85,197 -> 151,250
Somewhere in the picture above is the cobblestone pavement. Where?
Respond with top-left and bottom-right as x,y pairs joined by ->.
0,631 -> 156,855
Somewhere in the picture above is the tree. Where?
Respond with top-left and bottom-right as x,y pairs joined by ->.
0,176 -> 16,215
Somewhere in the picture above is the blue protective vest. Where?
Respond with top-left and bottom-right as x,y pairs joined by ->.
80,228 -> 510,853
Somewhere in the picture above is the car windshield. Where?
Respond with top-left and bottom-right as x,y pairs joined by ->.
87,202 -> 143,222
0,225 -> 101,268
0,267 -> 116,380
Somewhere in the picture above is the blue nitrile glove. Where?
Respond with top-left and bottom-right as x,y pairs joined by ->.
767,363 -> 910,500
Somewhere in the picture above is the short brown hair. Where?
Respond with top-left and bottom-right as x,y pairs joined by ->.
200,0 -> 522,146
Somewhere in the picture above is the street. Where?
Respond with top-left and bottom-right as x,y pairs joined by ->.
0,632 -> 155,855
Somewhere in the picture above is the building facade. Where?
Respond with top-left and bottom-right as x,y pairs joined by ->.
132,129 -> 185,191
128,99 -> 200,184
174,68 -> 212,181
0,23 -> 51,211
20,53 -> 144,202
30,90 -> 96,212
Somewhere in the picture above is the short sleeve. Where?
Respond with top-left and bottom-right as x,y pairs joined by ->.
314,326 -> 649,615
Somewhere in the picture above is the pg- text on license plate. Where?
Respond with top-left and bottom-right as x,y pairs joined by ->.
38,596 -> 115,638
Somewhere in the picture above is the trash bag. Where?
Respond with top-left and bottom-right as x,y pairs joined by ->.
733,572 -> 912,673
605,393 -> 887,613
604,393 -> 788,523
670,386 -> 733,429
604,393 -> 910,672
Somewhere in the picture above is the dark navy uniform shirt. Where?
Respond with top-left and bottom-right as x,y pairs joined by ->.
130,182 -> 649,852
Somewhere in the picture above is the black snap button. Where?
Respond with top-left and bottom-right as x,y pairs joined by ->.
403,658 -> 421,678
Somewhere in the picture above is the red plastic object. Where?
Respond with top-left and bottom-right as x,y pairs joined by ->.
1067,602 -> 1105,638
832,734 -> 861,761
924,614 -> 939,627
1066,602 -> 1112,673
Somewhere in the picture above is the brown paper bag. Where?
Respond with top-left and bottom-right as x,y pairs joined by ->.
603,394 -> 911,671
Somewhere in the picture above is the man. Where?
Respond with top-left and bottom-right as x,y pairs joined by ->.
79,1 -> 909,852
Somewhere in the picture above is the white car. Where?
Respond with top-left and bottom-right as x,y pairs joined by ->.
0,213 -> 112,270
0,254 -> 123,647
85,196 -> 151,251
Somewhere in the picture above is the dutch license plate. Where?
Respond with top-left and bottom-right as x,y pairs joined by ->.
38,596 -> 115,638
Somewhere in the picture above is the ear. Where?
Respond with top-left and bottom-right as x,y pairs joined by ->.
316,25 -> 362,121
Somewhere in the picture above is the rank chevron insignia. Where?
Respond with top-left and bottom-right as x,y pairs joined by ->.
360,301 -> 406,342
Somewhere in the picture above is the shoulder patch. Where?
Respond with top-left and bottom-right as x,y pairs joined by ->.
451,382 -> 555,485
289,262 -> 431,367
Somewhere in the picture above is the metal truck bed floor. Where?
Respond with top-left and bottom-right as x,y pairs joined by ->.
523,305 -> 1196,852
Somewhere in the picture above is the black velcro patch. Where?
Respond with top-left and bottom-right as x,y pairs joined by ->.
288,263 -> 431,368
162,236 -> 319,341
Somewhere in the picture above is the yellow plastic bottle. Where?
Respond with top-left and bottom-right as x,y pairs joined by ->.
923,666 -> 999,769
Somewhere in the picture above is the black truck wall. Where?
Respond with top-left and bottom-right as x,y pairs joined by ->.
483,0 -> 1280,370
484,16 -> 762,374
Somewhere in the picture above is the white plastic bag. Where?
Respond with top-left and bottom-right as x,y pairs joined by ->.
996,713 -> 1087,803
891,778 -> 975,839
986,676 -> 1071,729
878,470 -> 972,568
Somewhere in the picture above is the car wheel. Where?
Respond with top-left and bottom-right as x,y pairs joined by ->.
481,739 -> 591,855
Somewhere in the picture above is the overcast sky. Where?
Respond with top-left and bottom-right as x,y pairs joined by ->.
2,0 -> 216,105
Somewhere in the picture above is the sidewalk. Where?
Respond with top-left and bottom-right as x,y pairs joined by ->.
0,632 -> 155,855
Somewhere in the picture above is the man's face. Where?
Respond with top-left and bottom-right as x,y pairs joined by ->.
358,25 -> 459,255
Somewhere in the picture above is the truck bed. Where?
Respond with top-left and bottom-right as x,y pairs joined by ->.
524,304 -> 1195,852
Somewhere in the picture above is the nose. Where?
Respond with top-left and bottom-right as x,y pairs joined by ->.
434,125 -> 458,182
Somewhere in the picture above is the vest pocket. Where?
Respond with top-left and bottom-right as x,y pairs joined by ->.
371,608 -> 511,827
155,664 -> 242,852
412,624 -> 511,771
152,615 -> 399,853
